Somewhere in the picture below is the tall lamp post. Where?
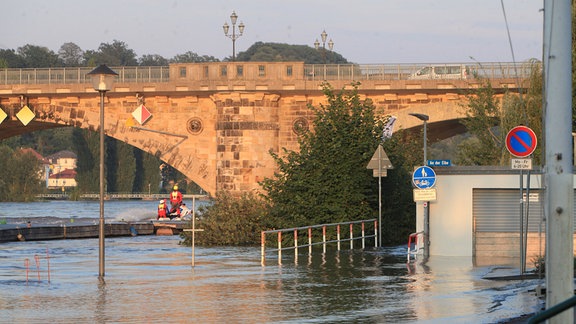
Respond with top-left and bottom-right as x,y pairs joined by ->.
409,113 -> 430,259
223,11 -> 245,61
87,64 -> 118,279
314,30 -> 334,64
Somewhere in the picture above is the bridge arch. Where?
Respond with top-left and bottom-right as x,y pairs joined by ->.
0,62 -> 526,195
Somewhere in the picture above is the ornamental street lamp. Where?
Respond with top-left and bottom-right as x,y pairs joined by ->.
87,64 -> 118,280
409,113 -> 430,260
314,30 -> 334,64
223,11 -> 245,61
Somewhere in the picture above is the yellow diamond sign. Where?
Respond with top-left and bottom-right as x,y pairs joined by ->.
16,105 -> 35,126
0,108 -> 7,125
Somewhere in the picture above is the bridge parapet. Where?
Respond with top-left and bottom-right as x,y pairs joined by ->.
1,62 -> 535,196
0,61 -> 535,86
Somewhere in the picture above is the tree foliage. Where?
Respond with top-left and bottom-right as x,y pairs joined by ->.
87,40 -> 138,66
139,54 -> 169,66
456,62 -> 543,166
181,191 -> 268,246
58,42 -> 84,66
17,44 -> 61,68
170,51 -> 219,63
261,83 -> 384,228
0,39 -> 350,68
236,42 -> 348,64
0,146 -> 42,201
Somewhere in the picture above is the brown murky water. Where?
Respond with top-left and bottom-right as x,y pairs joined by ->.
0,235 -> 542,323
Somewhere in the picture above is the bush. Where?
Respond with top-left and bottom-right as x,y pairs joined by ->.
180,191 -> 269,246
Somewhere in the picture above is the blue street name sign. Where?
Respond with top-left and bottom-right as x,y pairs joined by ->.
427,159 -> 451,167
412,166 -> 436,189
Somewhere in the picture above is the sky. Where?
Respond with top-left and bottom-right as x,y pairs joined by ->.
1,0 -> 543,64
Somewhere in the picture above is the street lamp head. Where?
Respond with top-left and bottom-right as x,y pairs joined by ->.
409,113 -> 429,122
87,64 -> 118,92
230,11 -> 238,25
321,30 -> 328,43
328,39 -> 334,51
314,39 -> 320,50
222,22 -> 230,35
238,21 -> 245,34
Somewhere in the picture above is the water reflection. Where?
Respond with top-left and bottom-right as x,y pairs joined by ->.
0,236 -> 541,323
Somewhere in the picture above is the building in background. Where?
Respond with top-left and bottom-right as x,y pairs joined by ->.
45,150 -> 77,190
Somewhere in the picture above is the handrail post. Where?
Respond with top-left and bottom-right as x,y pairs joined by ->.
277,232 -> 282,265
337,224 -> 341,251
322,225 -> 326,253
349,223 -> 353,249
261,231 -> 265,266
294,229 -> 298,263
374,220 -> 378,247
361,221 -> 366,249
308,227 -> 312,255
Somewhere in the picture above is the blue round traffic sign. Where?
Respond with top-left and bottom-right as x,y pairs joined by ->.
506,126 -> 537,158
412,166 -> 436,189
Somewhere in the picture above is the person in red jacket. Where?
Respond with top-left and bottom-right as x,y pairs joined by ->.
157,199 -> 169,220
169,185 -> 183,217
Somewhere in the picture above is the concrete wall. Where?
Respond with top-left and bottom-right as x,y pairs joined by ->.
417,167 -> 545,257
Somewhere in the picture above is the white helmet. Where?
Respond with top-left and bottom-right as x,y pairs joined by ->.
160,200 -> 164,203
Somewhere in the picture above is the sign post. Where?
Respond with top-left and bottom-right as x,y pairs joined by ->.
366,145 -> 393,247
412,166 -> 436,259
506,125 -> 537,275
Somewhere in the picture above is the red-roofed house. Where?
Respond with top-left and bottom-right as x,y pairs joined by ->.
45,150 -> 78,190
48,168 -> 77,189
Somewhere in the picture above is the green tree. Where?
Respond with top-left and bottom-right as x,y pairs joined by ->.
379,130 -> 421,244
0,49 -> 25,68
456,62 -> 542,166
0,146 -> 42,201
170,51 -> 219,63
72,128 -> 99,192
90,40 -> 138,66
139,54 -> 169,66
181,191 -> 267,246
236,42 -> 348,64
58,42 -> 84,66
114,141 -> 136,192
17,44 -> 61,68
261,83 -> 384,228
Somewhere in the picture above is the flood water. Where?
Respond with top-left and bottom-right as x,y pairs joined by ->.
0,201 -> 543,323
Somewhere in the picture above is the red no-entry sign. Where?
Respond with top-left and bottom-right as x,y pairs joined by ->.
506,126 -> 537,158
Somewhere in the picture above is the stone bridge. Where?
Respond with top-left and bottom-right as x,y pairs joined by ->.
0,62 -> 531,195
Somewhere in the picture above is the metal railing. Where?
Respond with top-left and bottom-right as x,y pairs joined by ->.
35,193 -> 208,200
528,295 -> 576,323
0,66 -> 171,85
0,62 -> 537,85
260,219 -> 377,266
407,231 -> 424,262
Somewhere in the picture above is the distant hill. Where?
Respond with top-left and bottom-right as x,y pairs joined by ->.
236,42 -> 349,64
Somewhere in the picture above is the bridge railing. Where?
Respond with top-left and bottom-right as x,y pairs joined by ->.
35,193 -> 209,200
0,62 -> 537,85
0,66 -> 171,85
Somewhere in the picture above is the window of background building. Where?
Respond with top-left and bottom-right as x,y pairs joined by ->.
236,65 -> 243,77
179,67 -> 186,78
286,65 -> 293,77
221,65 -> 227,77
258,65 -> 266,77
203,66 -> 209,78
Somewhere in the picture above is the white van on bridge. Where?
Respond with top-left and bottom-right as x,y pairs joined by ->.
409,64 -> 469,80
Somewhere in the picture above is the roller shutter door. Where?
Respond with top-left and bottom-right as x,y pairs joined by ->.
473,189 -> 544,233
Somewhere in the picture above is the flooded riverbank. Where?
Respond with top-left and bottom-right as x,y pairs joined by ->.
0,234 -> 543,323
